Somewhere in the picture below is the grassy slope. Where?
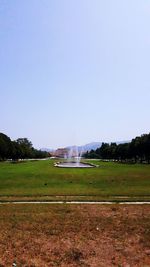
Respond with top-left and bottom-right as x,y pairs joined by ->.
0,159 -> 150,200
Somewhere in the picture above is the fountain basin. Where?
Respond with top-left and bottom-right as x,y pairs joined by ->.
55,161 -> 95,168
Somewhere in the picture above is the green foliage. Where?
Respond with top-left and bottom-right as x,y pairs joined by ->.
0,133 -> 13,160
0,133 -> 50,160
84,133 -> 150,163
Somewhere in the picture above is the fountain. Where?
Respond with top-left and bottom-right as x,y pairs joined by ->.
55,146 -> 95,168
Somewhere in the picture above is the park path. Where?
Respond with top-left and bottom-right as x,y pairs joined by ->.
0,201 -> 150,204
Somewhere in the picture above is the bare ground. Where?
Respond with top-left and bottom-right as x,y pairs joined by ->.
0,204 -> 150,267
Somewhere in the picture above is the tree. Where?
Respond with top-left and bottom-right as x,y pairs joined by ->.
0,133 -> 13,160
11,141 -> 22,160
99,143 -> 110,159
141,134 -> 150,163
16,138 -> 33,159
116,143 -> 130,161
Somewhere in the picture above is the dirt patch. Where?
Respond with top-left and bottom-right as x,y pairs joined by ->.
0,204 -> 150,266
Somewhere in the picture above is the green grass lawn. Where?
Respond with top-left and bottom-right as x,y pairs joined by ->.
0,159 -> 150,201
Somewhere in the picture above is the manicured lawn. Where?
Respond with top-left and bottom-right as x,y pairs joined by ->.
0,159 -> 150,200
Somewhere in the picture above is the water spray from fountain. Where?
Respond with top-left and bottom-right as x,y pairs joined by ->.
66,146 -> 83,167
55,145 -> 95,168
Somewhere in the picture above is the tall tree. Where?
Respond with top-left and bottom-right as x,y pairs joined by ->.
0,133 -> 12,160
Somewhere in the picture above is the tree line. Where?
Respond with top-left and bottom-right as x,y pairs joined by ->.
84,133 -> 150,163
0,133 -> 50,161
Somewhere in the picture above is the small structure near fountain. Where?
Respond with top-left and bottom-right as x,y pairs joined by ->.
54,146 -> 96,168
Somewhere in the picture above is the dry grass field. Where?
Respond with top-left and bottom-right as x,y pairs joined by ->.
0,204 -> 150,267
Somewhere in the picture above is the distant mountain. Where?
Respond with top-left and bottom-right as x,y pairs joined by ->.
66,141 -> 130,153
40,148 -> 54,152
41,140 -> 130,154
78,142 -> 102,152
116,141 -> 130,145
66,142 -> 103,153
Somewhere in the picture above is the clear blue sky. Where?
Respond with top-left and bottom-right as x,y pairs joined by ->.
1,0 -> 150,149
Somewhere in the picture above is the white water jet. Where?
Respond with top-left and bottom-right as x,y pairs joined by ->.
67,146 -> 82,166
55,146 -> 95,168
